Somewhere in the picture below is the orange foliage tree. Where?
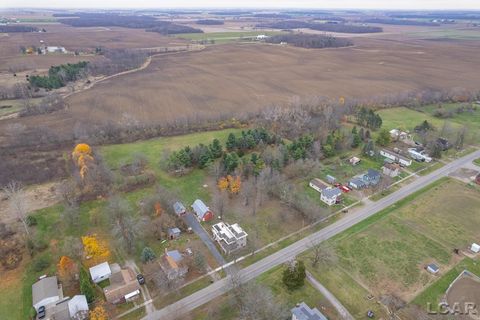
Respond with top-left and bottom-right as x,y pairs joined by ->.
57,256 -> 76,281
89,302 -> 108,320
81,235 -> 110,266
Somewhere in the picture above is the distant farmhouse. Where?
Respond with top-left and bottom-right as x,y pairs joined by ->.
382,162 -> 400,178
212,221 -> 248,254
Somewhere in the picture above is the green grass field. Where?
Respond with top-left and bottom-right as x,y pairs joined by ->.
377,107 -> 448,132
175,31 -> 285,43
299,177 -> 480,316
407,28 -> 480,40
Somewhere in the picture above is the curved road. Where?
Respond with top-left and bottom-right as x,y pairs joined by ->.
144,149 -> 480,320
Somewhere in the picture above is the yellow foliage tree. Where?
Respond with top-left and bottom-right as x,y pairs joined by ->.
89,303 -> 108,320
72,143 -> 94,180
227,175 -> 241,194
217,177 -> 229,191
81,235 -> 110,265
57,256 -> 76,281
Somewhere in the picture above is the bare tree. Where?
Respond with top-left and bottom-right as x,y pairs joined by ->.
3,181 -> 29,236
235,282 -> 289,320
212,189 -> 227,219
308,242 -> 338,268
107,196 -> 143,253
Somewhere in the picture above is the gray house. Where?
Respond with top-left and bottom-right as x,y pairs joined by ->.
349,177 -> 366,189
291,302 -> 327,320
362,169 -> 381,186
168,227 -> 181,240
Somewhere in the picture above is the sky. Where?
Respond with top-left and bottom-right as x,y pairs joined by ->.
2,0 -> 480,10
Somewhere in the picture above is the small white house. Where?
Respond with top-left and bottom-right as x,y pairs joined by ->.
349,157 -> 361,166
320,187 -> 342,206
471,243 -> 480,253
46,46 -> 67,53
256,34 -> 268,40
89,262 -> 112,284
309,178 -> 328,193
382,163 -> 400,178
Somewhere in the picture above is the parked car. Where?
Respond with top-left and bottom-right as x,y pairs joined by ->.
136,274 -> 145,285
38,306 -> 46,319
340,185 -> 350,192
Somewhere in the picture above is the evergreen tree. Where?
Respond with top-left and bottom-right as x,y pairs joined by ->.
226,133 -> 237,151
351,132 -> 362,148
80,268 -> 95,303
282,260 -> 306,291
223,152 -> 240,173
209,139 -> 223,158
359,127 -> 365,140
141,247 -> 156,263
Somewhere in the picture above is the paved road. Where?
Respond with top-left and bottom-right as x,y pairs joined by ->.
144,150 -> 480,320
306,271 -> 355,320
183,213 -> 227,266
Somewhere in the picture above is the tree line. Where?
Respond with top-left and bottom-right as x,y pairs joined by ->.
28,61 -> 88,89
196,19 -> 224,25
0,25 -> 39,32
58,12 -> 203,34
257,20 -> 383,33
266,33 -> 353,49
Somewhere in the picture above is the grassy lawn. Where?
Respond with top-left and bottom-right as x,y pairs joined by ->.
474,158 -> 480,166
297,177 -> 468,317
174,31 -> 285,43
330,178 -> 480,300
257,265 -> 340,319
377,107 -> 448,132
406,29 -> 480,40
413,258 -> 480,312
0,98 -> 43,116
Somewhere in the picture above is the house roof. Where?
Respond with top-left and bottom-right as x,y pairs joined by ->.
32,276 -> 59,306
192,199 -> 210,218
428,264 -> 439,272
321,187 -> 342,199
291,302 -> 327,320
173,202 -> 186,214
68,295 -> 89,318
168,227 -> 181,235
350,177 -> 366,187
89,262 -> 111,282
104,268 -> 140,303
366,169 -> 380,178
309,178 -> 328,190
167,250 -> 183,263
383,163 -> 400,170
212,222 -> 248,245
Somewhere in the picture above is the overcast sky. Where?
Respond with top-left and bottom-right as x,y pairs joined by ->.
2,0 -> 480,10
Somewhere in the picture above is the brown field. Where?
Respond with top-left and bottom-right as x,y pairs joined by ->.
2,21 -> 480,144
0,23 -> 187,71
445,271 -> 480,318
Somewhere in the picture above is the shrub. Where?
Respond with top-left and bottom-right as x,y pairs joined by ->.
282,260 -> 306,291
80,268 -> 95,303
140,247 -> 156,263
32,256 -> 51,272
26,215 -> 37,226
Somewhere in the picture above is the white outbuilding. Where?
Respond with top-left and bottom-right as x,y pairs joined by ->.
89,262 -> 112,283
471,243 -> 480,253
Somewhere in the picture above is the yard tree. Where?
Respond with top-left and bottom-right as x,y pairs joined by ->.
80,267 -> 95,303
140,247 -> 156,263
226,133 -> 237,151
81,235 -> 110,265
376,129 -> 391,146
217,177 -> 229,191
228,175 -> 242,194
236,282 -> 289,320
89,303 -> 108,320
193,251 -> 206,273
107,196 -> 142,253
62,236 -> 83,261
3,181 -> 29,236
363,139 -> 375,156
282,259 -> 306,291
223,152 -> 240,173
351,127 -> 362,148
63,203 -> 80,228
308,242 -> 337,268
209,138 -> 223,158
359,127 -> 365,140
57,256 -> 76,282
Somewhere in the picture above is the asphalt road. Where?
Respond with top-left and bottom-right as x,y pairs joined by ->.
144,149 -> 480,320
183,213 -> 227,266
